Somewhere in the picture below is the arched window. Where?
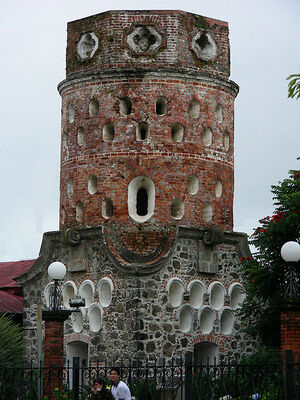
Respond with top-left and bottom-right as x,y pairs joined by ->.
128,176 -> 155,222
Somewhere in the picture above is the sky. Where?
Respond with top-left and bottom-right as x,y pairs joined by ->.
0,0 -> 299,261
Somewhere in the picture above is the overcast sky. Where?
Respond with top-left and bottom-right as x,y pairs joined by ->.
0,0 -> 299,261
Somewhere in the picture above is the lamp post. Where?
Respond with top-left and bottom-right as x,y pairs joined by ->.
42,262 -> 72,399
279,240 -> 300,397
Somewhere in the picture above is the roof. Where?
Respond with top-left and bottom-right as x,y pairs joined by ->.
0,260 -> 36,314
0,260 -> 35,288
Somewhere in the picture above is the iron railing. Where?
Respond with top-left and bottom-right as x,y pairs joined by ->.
0,351 -> 299,400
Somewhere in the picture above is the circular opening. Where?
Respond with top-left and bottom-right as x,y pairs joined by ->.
88,304 -> 102,333
88,175 -> 97,195
102,198 -> 113,219
119,97 -> 132,115
172,123 -> 184,142
77,127 -> 84,146
187,175 -> 199,195
224,133 -> 230,151
98,280 -> 113,307
179,307 -> 193,333
171,199 -> 184,220
155,97 -> 168,115
76,202 -> 83,223
103,124 -> 115,142
231,285 -> 246,310
71,311 -> 83,333
215,180 -> 222,198
203,127 -> 212,146
169,280 -> 184,307
189,99 -> 200,119
89,98 -> 99,117
199,308 -> 215,334
68,104 -> 75,123
136,122 -> 149,141
215,104 -> 223,124
67,178 -> 73,198
202,203 -> 213,223
79,281 -> 94,307
210,284 -> 225,310
220,309 -> 234,335
190,282 -> 205,309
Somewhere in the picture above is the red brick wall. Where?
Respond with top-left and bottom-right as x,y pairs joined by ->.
66,10 -> 230,80
58,10 -> 238,239
280,310 -> 300,354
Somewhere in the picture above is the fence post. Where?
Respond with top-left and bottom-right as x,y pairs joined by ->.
72,357 -> 80,400
185,352 -> 193,400
284,350 -> 294,400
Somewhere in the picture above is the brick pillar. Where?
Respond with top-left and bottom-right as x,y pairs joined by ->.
280,302 -> 300,357
42,310 -> 71,399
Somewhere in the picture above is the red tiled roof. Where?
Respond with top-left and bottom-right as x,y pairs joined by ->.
0,290 -> 24,313
0,260 -> 35,288
0,260 -> 35,314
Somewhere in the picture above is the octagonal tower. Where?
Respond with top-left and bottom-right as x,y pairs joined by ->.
58,10 -> 237,234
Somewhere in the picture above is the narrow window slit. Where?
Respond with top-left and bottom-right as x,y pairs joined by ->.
136,188 -> 148,216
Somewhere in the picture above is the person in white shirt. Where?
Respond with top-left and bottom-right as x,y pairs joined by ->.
110,367 -> 131,400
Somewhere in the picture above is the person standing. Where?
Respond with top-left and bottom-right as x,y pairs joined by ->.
91,377 -> 114,400
110,367 -> 131,400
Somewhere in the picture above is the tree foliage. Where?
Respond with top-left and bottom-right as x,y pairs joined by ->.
287,72 -> 300,99
239,164 -> 300,347
0,313 -> 25,364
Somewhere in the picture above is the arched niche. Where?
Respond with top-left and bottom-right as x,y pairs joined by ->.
224,132 -> 230,151
77,127 -> 85,146
178,306 -> 194,333
172,123 -> 184,142
67,178 -> 73,198
208,282 -> 225,311
102,198 -> 113,219
202,203 -> 213,223
88,303 -> 103,333
102,123 -> 115,142
88,175 -> 97,195
89,98 -> 99,117
199,306 -> 215,334
203,127 -> 212,146
155,96 -> 168,115
187,280 -> 206,309
71,308 -> 84,333
136,122 -> 149,141
76,202 -> 83,223
189,98 -> 200,119
119,97 -> 132,115
219,307 -> 234,335
63,281 -> 78,309
128,176 -> 155,223
79,280 -> 95,307
215,103 -> 223,124
166,278 -> 184,308
44,283 -> 54,308
97,278 -> 114,308
68,104 -> 75,123
171,199 -> 184,220
228,283 -> 246,310
187,175 -> 199,195
215,180 -> 222,198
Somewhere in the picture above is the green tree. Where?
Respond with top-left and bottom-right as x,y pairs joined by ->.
287,72 -> 300,99
0,313 -> 25,364
239,164 -> 300,347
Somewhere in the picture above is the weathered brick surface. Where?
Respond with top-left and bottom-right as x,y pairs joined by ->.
280,309 -> 300,355
65,11 -> 230,79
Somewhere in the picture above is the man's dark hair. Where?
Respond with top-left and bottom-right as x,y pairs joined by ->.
110,367 -> 121,376
93,377 -> 105,386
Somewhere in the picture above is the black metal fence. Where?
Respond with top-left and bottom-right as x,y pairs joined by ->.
0,351 -> 299,400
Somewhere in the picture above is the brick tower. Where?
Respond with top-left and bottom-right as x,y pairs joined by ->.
20,10 -> 254,363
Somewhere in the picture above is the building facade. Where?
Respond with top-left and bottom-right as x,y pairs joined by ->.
19,10 -> 256,365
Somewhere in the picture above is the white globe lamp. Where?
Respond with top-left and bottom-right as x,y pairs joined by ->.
48,262 -> 67,280
280,241 -> 300,263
